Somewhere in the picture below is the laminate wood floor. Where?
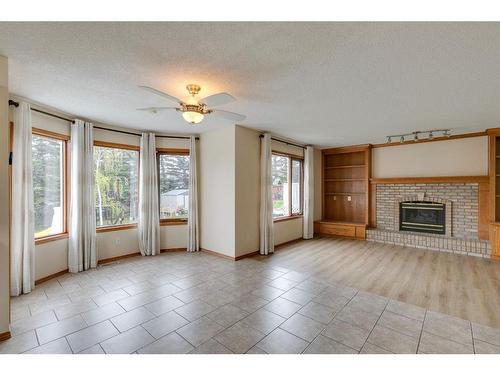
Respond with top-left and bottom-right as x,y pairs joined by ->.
253,237 -> 500,329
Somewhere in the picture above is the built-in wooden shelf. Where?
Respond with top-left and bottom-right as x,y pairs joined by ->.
325,164 -> 366,169
324,178 -> 365,182
319,145 -> 371,238
487,127 -> 500,258
325,192 -> 365,196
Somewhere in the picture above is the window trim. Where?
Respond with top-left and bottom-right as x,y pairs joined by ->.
272,151 -> 304,222
157,148 -> 190,225
31,128 -> 69,244
93,140 -> 140,232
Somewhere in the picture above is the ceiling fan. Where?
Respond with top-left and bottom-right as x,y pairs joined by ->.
137,84 -> 246,124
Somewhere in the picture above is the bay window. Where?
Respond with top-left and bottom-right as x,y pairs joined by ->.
157,149 -> 190,223
272,153 -> 303,219
32,130 -> 68,240
94,142 -> 139,228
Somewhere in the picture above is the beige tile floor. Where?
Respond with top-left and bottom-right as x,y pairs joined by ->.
2,247 -> 500,354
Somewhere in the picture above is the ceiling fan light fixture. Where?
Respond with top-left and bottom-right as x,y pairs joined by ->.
182,111 -> 204,124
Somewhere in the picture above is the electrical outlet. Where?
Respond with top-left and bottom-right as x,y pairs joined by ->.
347,196 -> 352,202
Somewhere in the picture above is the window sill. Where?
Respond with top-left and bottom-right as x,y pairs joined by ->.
161,220 -> 188,226
96,224 -> 138,233
273,215 -> 303,223
35,233 -> 69,245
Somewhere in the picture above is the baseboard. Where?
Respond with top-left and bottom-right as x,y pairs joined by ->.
200,248 -> 235,261
201,240 -> 305,261
235,250 -> 260,261
275,237 -> 304,249
160,248 -> 187,253
0,331 -> 11,342
35,269 -> 69,285
98,252 -> 141,265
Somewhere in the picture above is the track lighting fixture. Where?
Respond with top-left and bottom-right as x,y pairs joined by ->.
384,129 -> 451,145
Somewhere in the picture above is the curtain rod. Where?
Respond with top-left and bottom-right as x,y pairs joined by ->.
10,99 -> 75,123
9,100 -> 198,140
259,134 -> 307,149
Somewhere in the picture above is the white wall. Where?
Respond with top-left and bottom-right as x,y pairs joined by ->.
0,56 -> 10,335
199,125 -> 236,257
9,99 -> 191,281
372,136 -> 488,178
235,126 -> 260,257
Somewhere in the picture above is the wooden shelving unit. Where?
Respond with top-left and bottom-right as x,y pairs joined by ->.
487,128 -> 500,259
315,145 -> 371,239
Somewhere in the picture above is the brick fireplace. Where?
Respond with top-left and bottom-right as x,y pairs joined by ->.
366,182 -> 491,257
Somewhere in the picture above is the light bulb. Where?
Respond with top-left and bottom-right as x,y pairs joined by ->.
182,111 -> 204,124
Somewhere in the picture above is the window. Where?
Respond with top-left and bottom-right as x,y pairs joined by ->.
272,153 -> 303,219
94,143 -> 139,228
158,150 -> 190,222
32,133 -> 67,239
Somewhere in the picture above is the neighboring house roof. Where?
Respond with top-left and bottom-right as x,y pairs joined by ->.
161,189 -> 188,196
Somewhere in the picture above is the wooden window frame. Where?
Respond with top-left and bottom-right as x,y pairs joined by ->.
157,148 -> 190,226
31,128 -> 70,244
94,140 -> 140,233
272,151 -> 304,222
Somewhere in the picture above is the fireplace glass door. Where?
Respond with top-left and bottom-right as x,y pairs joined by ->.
399,201 -> 445,235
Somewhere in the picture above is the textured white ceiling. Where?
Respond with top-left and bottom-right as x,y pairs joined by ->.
1,22 -> 500,147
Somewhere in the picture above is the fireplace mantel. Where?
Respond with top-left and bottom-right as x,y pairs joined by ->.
370,176 -> 489,184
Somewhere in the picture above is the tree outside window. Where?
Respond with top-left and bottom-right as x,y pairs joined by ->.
272,153 -> 303,218
158,153 -> 190,220
32,134 -> 65,238
94,146 -> 139,227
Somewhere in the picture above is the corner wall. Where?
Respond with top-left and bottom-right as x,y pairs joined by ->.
0,56 -> 9,336
199,125 -> 236,257
235,126 -> 260,258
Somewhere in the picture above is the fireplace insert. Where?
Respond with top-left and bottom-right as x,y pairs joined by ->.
399,201 -> 445,235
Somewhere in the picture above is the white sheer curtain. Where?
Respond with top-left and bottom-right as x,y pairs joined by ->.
69,120 -> 97,273
303,146 -> 314,239
138,132 -> 160,256
259,133 -> 274,255
188,136 -> 199,252
11,101 -> 35,296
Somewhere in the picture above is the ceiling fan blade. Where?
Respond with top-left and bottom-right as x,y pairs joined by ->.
201,92 -> 236,107
138,86 -> 183,104
211,109 -> 246,122
136,107 -> 179,113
